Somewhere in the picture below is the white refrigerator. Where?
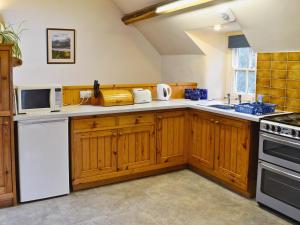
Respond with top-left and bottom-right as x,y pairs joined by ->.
18,117 -> 70,202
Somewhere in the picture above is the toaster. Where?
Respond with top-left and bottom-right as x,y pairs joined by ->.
132,88 -> 152,104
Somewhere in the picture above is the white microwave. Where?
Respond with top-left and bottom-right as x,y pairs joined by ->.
16,85 -> 63,114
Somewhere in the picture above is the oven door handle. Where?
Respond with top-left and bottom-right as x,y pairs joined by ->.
260,162 -> 300,181
260,133 -> 300,148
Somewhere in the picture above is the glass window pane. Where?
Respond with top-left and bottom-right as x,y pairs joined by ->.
249,49 -> 256,69
238,48 -> 250,68
248,71 -> 256,94
236,70 -> 246,93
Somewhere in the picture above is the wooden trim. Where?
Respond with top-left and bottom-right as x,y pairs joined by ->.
63,82 -> 197,90
63,82 -> 197,105
122,0 -> 233,25
73,164 -> 187,191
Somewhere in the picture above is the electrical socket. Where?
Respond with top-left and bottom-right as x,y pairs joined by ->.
80,90 -> 92,99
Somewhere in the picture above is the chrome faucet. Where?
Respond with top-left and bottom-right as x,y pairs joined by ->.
224,93 -> 231,105
236,94 -> 242,104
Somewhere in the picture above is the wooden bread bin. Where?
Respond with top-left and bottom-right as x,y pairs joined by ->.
91,89 -> 134,106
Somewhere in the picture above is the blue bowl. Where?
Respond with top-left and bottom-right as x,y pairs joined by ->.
190,90 -> 200,101
199,89 -> 208,100
184,89 -> 193,99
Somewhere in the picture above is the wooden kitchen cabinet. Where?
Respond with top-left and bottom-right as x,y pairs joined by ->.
71,109 -> 257,197
0,118 -> 13,206
118,125 -> 155,171
156,111 -> 188,164
71,112 -> 158,190
72,129 -> 118,186
214,115 -> 251,190
189,111 -> 215,170
0,45 -> 16,207
189,110 -> 257,197
0,50 -> 10,113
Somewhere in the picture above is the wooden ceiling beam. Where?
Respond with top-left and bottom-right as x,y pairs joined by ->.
122,0 -> 234,25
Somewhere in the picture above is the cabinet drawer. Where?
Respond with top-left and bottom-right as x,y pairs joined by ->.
118,113 -> 154,126
72,116 -> 117,131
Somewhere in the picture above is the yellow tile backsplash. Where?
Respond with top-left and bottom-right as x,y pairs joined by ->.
271,61 -> 287,70
271,70 -> 287,79
257,52 -> 300,112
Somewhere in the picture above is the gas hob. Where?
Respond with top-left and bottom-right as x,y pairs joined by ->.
260,113 -> 300,139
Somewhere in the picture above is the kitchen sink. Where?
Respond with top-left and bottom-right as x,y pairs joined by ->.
209,104 -> 235,110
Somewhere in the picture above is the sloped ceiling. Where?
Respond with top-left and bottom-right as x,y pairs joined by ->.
113,0 -> 300,54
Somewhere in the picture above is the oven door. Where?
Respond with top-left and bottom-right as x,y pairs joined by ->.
259,132 -> 300,173
256,161 -> 300,222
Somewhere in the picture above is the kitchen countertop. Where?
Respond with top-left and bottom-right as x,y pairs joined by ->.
13,99 -> 288,122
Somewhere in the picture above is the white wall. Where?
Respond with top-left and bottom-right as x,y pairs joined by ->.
1,0 -> 162,85
162,31 -> 231,100
162,55 -> 204,85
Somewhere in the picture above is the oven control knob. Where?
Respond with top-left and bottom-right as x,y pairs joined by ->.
271,125 -> 276,132
265,124 -> 270,130
291,129 -> 296,136
277,126 -> 281,133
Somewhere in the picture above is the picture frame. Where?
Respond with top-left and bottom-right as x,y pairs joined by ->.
46,28 -> 75,64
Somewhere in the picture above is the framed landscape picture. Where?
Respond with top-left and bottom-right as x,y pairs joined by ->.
47,28 -> 75,64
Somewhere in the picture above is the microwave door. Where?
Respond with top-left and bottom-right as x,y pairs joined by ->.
18,89 -> 51,113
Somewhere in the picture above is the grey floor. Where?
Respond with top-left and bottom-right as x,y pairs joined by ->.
0,170 -> 294,225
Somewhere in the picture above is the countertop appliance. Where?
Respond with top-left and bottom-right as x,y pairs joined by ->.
257,113 -> 300,222
157,84 -> 172,101
16,85 -> 62,114
18,117 -> 69,202
132,88 -> 152,104
91,89 -> 134,107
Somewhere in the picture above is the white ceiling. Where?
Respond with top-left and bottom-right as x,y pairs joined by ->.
113,0 -> 300,54
113,0 -> 164,14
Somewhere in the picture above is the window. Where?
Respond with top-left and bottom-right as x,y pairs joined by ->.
232,48 -> 256,95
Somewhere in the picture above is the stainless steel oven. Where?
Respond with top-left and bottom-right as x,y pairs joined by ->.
257,115 -> 300,222
257,161 -> 300,222
259,132 -> 300,172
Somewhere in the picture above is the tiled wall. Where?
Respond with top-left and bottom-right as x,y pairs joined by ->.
256,52 -> 300,112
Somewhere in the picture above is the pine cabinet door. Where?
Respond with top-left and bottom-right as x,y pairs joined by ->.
214,116 -> 250,189
189,112 -> 215,170
0,117 -> 12,195
72,129 -> 118,184
0,51 -> 10,113
156,111 -> 187,164
118,125 -> 155,170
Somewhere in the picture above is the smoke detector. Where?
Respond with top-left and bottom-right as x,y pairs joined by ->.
221,9 -> 236,23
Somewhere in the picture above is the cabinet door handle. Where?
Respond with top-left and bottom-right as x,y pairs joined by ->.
157,116 -> 162,119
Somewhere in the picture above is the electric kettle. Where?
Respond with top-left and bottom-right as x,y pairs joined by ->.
157,84 -> 172,101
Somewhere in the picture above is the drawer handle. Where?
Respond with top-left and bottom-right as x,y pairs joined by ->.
210,119 -> 214,123
215,121 -> 219,124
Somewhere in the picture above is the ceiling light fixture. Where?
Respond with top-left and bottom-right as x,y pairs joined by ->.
155,0 -> 214,14
213,24 -> 222,31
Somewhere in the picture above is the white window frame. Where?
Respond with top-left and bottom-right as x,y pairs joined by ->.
231,48 -> 257,100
